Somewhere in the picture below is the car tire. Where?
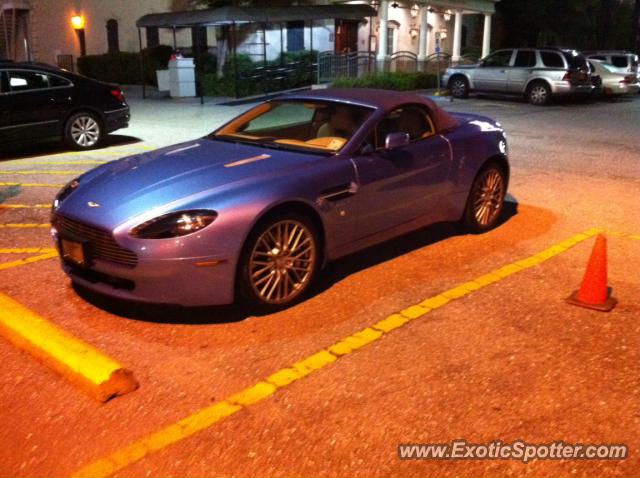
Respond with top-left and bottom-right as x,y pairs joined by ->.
237,213 -> 320,312
462,163 -> 507,233
449,76 -> 470,98
64,112 -> 103,150
526,82 -> 551,106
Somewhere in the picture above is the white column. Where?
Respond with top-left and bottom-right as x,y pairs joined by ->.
452,9 -> 463,62
482,13 -> 492,58
377,0 -> 389,68
417,6 -> 430,61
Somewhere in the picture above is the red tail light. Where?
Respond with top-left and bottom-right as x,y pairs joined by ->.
562,72 -> 572,81
619,76 -> 633,84
110,89 -> 125,103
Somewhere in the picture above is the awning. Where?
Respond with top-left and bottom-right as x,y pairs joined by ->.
136,4 -> 377,28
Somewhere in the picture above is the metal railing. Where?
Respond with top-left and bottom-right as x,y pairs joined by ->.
318,50 -> 375,83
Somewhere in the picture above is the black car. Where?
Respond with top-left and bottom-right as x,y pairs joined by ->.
0,61 -> 130,150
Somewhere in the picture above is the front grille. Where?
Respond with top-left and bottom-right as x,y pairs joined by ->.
54,214 -> 138,267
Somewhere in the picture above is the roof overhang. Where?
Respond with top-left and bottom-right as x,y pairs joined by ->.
136,4 -> 377,29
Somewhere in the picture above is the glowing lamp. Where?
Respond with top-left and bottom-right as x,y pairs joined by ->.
71,15 -> 85,30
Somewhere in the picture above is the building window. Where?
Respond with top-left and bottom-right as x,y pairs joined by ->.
386,27 -> 395,55
106,19 -> 119,53
146,27 -> 159,48
287,20 -> 304,51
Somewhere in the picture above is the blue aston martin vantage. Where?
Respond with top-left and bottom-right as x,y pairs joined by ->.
51,89 -> 509,310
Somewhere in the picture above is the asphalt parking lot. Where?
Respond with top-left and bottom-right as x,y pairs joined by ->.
1,90 -> 639,477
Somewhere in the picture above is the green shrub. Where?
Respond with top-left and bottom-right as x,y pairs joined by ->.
77,45 -> 174,85
332,72 -> 437,90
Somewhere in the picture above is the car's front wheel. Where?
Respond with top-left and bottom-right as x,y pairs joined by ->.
527,82 -> 551,106
449,76 -> 470,98
238,214 -> 319,312
64,112 -> 103,150
462,163 -> 507,233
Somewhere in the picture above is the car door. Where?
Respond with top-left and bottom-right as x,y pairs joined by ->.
350,105 -> 452,238
472,49 -> 514,92
0,70 -> 11,143
7,69 -> 70,140
507,49 -> 537,93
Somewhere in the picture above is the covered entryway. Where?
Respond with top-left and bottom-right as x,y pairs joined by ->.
135,4 -> 376,100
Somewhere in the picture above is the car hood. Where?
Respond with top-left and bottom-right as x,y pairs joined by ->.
56,138 -> 321,229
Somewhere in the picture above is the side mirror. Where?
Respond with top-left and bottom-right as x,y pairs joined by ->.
385,132 -> 409,150
479,59 -> 486,67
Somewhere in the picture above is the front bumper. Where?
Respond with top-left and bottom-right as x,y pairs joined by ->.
58,254 -> 237,306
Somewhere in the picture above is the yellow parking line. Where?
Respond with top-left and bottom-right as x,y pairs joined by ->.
0,223 -> 49,228
606,230 -> 640,241
0,251 -> 58,271
72,227 -> 602,478
0,292 -> 138,401
0,182 -> 63,188
0,204 -> 51,209
0,247 -> 56,254
0,170 -> 83,175
17,161 -> 106,165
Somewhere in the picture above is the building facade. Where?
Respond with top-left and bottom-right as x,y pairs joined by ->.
1,0 -> 498,71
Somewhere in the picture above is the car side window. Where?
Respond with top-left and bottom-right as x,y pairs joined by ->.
590,55 -> 606,61
48,74 -> 72,88
610,56 -> 628,68
540,52 -> 564,68
483,50 -> 513,67
514,50 -> 536,67
374,105 -> 435,148
8,70 -> 50,92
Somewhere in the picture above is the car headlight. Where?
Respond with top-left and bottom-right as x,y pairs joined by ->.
53,178 -> 80,210
130,210 -> 218,239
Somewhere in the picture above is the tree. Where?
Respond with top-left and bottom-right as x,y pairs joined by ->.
632,0 -> 640,51
495,0 -> 634,50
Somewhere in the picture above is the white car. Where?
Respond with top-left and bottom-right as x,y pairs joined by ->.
588,59 -> 640,96
583,51 -> 639,82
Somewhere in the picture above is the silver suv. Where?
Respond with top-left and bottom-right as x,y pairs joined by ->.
442,48 -> 594,105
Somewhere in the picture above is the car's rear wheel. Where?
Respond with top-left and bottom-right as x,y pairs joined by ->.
462,163 -> 507,233
527,82 -> 551,106
238,214 -> 319,312
449,76 -> 469,98
64,112 -> 103,150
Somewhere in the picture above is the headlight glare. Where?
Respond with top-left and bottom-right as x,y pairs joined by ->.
130,210 -> 217,239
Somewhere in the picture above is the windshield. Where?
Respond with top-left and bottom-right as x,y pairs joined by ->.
212,100 -> 374,153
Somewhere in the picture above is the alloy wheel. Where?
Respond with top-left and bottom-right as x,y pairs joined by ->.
529,85 -> 549,105
70,116 -> 100,148
248,219 -> 317,305
472,169 -> 505,227
450,79 -> 468,97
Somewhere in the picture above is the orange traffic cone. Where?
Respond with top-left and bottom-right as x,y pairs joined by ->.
566,234 -> 617,311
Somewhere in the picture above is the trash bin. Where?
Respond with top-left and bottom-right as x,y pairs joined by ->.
168,58 -> 196,98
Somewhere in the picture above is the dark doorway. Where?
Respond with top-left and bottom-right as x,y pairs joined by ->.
146,27 -> 159,48
287,20 -> 304,51
335,19 -> 358,53
106,19 -> 119,53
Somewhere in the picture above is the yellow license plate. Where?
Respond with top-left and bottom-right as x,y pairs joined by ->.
61,239 -> 85,266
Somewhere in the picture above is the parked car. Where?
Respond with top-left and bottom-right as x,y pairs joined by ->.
587,59 -> 640,96
582,51 -> 639,81
443,47 -> 594,105
51,89 -> 509,311
0,61 -> 129,150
